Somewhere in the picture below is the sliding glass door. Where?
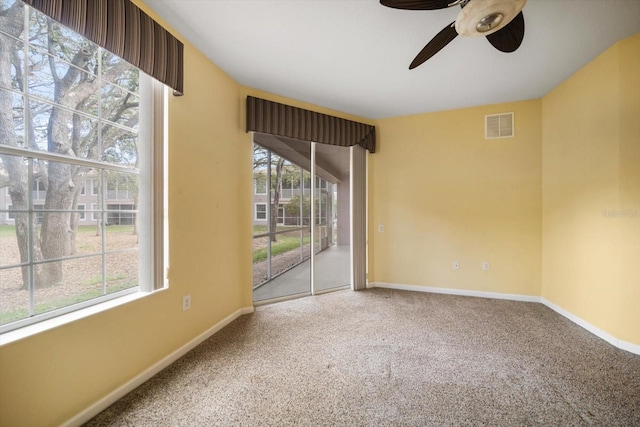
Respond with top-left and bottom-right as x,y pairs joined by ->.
252,136 -> 351,303
252,141 -> 312,301
312,143 -> 351,293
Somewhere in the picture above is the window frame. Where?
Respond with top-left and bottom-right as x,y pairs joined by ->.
0,5 -> 168,338
91,179 -> 99,196
77,203 -> 86,221
91,203 -> 99,222
255,203 -> 267,221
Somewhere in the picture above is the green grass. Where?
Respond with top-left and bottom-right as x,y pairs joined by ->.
0,278 -> 136,325
253,234 -> 310,263
0,225 -> 15,238
77,225 -> 134,234
83,273 -> 127,286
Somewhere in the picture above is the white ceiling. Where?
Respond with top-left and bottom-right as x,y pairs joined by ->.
145,0 -> 640,120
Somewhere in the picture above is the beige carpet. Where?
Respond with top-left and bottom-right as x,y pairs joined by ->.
86,288 -> 640,426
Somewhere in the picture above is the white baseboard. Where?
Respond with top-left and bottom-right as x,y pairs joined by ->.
368,282 -> 640,355
541,298 -> 640,355
368,282 -> 541,303
62,306 -> 255,427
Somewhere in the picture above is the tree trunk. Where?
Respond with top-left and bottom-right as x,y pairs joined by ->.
68,181 -> 81,255
37,41 -> 95,286
0,2 -> 33,289
39,105 -> 78,286
270,158 -> 285,242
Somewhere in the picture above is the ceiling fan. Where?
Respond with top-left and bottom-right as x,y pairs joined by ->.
381,0 -> 527,69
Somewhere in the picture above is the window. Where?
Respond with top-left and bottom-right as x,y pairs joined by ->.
255,203 -> 267,220
33,204 -> 44,224
91,179 -> 100,196
254,177 -> 267,195
277,205 -> 285,225
107,204 -> 136,226
0,2 -> 166,334
91,203 -> 99,222
32,180 -> 46,200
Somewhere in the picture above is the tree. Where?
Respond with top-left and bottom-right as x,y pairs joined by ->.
269,157 -> 285,241
0,1 -> 35,288
0,1 -> 139,287
284,194 -> 311,225
252,144 -> 285,242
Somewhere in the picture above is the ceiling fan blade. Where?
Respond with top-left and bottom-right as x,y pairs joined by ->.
486,11 -> 525,53
409,22 -> 458,69
380,0 -> 456,11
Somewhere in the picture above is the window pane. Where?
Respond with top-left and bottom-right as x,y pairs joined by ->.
105,222 -> 137,252
0,33 -> 24,92
73,225 -> 103,256
270,228 -> 309,279
0,88 -> 25,148
101,82 -> 139,129
106,252 -> 138,294
28,49 -> 59,103
101,123 -> 138,166
254,176 -> 267,194
0,267 -> 30,326
101,53 -> 138,90
92,178 -> 100,196
33,256 -> 103,314
0,222 -> 21,268
28,11 -> 99,67
0,3 -> 157,333
105,170 -> 137,201
255,204 -> 266,220
30,99 -> 100,154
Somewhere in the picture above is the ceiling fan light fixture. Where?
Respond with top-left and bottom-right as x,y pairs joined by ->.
476,13 -> 503,33
455,0 -> 526,37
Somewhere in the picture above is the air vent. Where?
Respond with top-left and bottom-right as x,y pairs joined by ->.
485,112 -> 514,139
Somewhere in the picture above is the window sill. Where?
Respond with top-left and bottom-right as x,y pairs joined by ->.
0,289 -> 166,346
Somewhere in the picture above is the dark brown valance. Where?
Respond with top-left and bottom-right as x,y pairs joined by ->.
22,0 -> 184,95
246,96 -> 376,153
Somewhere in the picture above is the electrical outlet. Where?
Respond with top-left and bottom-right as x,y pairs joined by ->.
378,224 -> 384,232
182,294 -> 191,311
453,261 -> 460,270
482,261 -> 490,271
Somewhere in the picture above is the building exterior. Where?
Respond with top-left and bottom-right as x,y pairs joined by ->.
0,176 -> 136,226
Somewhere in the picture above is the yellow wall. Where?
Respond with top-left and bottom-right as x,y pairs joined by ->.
370,100 -> 542,297
0,3 -> 253,426
0,5 -> 637,425
541,34 -> 640,344
0,10 -> 376,426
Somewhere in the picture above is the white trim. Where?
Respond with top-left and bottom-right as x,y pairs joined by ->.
310,141 -> 316,295
1,290 -> 151,345
541,298 -> 640,355
60,306 -> 255,427
368,282 -> 540,303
